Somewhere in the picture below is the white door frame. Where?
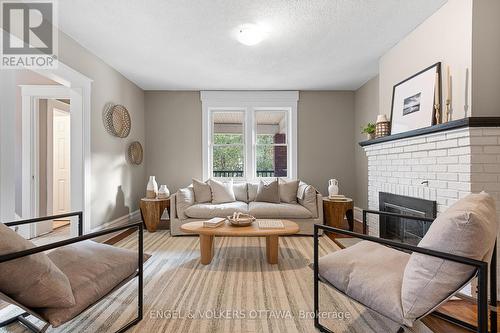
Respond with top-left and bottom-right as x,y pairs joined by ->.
20,62 -> 92,236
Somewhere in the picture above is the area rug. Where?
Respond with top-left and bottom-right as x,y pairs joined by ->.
0,231 -> 431,333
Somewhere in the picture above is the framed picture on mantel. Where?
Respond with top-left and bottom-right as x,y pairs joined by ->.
390,62 -> 441,135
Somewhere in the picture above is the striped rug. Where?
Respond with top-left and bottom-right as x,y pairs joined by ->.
0,231 -> 431,333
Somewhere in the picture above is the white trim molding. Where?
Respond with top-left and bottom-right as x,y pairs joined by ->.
201,91 -> 299,181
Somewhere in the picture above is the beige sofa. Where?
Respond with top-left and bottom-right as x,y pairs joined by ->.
170,181 -> 323,236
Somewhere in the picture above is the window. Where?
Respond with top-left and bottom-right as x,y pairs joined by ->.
211,111 -> 245,178
255,111 -> 288,178
202,91 -> 298,180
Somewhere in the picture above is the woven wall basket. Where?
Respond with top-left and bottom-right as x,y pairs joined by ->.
103,103 -> 131,138
127,141 -> 143,165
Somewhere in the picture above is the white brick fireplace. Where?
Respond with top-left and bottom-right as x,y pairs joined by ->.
362,123 -> 500,237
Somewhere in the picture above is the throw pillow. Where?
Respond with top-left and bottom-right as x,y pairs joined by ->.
247,183 -> 259,202
176,186 -> 195,220
209,179 -> 236,204
0,223 -> 76,308
192,178 -> 211,203
279,179 -> 299,203
233,182 -> 248,202
401,192 -> 497,321
255,179 -> 280,203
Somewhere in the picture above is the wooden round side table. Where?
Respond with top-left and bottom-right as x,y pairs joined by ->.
140,197 -> 170,232
323,197 -> 354,233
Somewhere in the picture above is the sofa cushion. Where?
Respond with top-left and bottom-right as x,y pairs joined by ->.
248,183 -> 258,202
176,187 -> 195,220
233,182 -> 248,202
185,201 -> 248,219
319,241 -> 410,326
255,179 -> 280,203
40,240 -> 144,327
279,179 -> 299,203
209,179 -> 236,204
192,178 -> 211,203
248,202 -> 313,219
402,192 -> 497,321
0,223 -> 75,309
298,184 -> 318,218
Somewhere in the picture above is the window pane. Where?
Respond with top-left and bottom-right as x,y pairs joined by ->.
255,111 -> 287,144
256,145 -> 287,177
213,145 -> 244,178
256,134 -> 274,145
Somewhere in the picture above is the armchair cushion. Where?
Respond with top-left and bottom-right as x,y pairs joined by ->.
402,192 -> 497,321
40,240 -> 143,327
0,223 -> 75,309
319,241 -> 410,326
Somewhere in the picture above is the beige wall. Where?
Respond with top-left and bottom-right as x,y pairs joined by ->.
144,91 -> 356,198
472,0 -> 500,117
297,91 -> 355,196
354,77 -> 379,208
379,0 -> 473,120
58,31 -> 146,228
144,91 -> 202,193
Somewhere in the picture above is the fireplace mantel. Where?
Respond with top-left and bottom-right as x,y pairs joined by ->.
359,117 -> 500,147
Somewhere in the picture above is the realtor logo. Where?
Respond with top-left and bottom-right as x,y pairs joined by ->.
1,0 -> 58,68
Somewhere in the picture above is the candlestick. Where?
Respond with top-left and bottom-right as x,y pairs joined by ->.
445,65 -> 451,122
434,72 -> 440,124
464,68 -> 469,117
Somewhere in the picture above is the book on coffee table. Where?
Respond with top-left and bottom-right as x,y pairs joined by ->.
258,220 -> 285,229
203,217 -> 226,228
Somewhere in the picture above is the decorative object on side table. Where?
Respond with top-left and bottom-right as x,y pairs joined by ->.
323,197 -> 354,240
127,141 -> 143,165
361,123 -> 376,140
140,197 -> 170,232
375,114 -> 390,138
157,185 -> 170,199
390,62 -> 441,135
146,176 -> 158,199
327,179 -> 339,198
102,103 -> 131,138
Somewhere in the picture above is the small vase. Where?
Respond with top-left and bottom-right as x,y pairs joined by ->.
158,185 -> 170,199
367,133 -> 375,140
146,176 -> 158,199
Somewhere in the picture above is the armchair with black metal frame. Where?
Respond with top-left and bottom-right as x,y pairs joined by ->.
0,211 -> 144,333
313,209 -> 497,333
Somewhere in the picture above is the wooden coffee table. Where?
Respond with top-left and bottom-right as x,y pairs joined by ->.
180,220 -> 299,265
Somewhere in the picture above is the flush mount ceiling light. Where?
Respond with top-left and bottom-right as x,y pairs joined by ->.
236,24 -> 266,46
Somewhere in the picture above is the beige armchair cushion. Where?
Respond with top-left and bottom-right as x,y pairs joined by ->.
185,202 -> 248,219
319,241 -> 410,326
40,240 -> 145,327
0,223 -> 75,309
402,192 -> 497,321
176,187 -> 195,219
192,179 -> 211,203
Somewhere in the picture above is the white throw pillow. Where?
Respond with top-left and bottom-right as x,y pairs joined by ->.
208,179 -> 236,204
233,182 -> 248,202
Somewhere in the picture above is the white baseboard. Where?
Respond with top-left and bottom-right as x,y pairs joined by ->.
354,206 -> 363,222
90,209 -> 140,233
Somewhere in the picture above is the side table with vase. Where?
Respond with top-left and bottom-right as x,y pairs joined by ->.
322,197 -> 354,241
140,197 -> 170,232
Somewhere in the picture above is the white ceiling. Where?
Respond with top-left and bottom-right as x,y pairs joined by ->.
58,0 -> 446,91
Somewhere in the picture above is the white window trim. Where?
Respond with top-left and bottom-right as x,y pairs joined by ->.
201,91 -> 298,181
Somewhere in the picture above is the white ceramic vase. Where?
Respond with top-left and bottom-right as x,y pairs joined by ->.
158,185 -> 170,199
146,176 -> 158,199
328,179 -> 339,197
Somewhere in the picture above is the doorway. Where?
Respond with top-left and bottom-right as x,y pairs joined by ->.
32,98 -> 72,238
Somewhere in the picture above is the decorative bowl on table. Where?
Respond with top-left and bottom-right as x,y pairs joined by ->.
227,213 -> 255,227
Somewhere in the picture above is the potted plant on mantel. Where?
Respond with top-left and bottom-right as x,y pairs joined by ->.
361,123 -> 376,140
